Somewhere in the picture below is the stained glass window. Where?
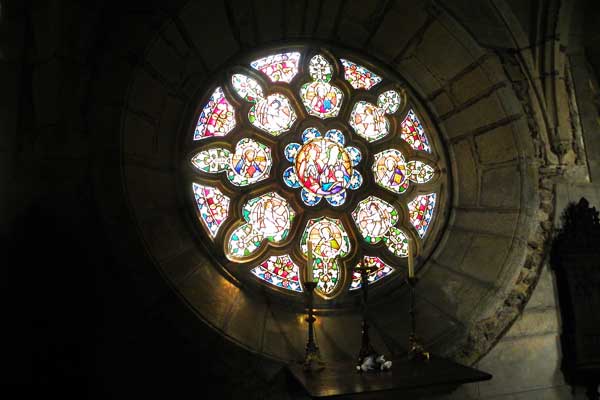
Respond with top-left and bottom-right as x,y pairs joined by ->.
340,59 -> 382,90
194,87 -> 236,140
301,217 -> 350,296
227,192 -> 295,259
284,128 -> 362,206
372,149 -> 435,193
192,183 -> 230,238
408,193 -> 437,238
251,255 -> 302,292
300,55 -> 343,119
350,257 -> 394,290
401,109 -> 431,152
251,52 -> 301,83
187,46 -> 445,300
192,138 -> 272,186
232,74 -> 297,136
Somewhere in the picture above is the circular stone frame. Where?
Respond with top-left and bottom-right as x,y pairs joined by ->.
179,43 -> 452,309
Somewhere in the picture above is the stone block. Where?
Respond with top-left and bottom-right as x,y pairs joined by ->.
506,308 -> 560,338
477,335 -> 566,397
432,228 -> 472,269
139,212 -> 195,262
527,265 -> 559,309
223,291 -> 268,352
302,0 -> 322,36
284,0 -> 307,38
160,22 -> 192,59
254,0 -> 284,42
91,55 -> 134,107
480,165 -> 521,209
454,209 -> 518,238
123,111 -> 156,159
179,265 -> 240,331
419,263 -> 492,324
444,93 -> 506,139
178,1 -> 239,71
396,56 -> 443,98
156,96 -> 184,166
369,0 -> 429,61
128,69 -> 167,118
146,36 -> 186,87
313,0 -> 343,39
337,0 -> 382,47
261,303 -> 304,362
459,235 -> 511,283
451,139 -> 478,206
161,246 -> 208,287
430,91 -> 455,117
475,124 -> 518,164
125,165 -> 177,219
450,66 -> 497,105
416,21 -> 475,82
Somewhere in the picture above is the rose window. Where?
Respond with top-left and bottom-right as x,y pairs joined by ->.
184,46 -> 448,301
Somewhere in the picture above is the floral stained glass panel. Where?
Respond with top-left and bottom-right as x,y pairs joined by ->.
192,183 -> 230,238
401,109 -> 431,152
251,52 -> 301,83
251,254 -> 302,292
408,193 -> 436,238
340,59 -> 382,90
350,256 -> 394,290
194,87 -> 236,140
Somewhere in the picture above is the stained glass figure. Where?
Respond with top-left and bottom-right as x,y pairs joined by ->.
251,52 -> 301,83
406,160 -> 435,184
349,90 -> 402,142
372,149 -> 435,193
401,109 -> 431,152
300,55 -> 343,119
350,256 -> 394,290
408,193 -> 436,238
227,192 -> 295,258
192,183 -> 230,238
383,227 -> 409,257
301,217 -> 350,296
231,74 -> 296,136
191,138 -> 272,186
340,59 -> 382,90
194,87 -> 236,140
372,149 -> 409,193
251,254 -> 302,292
352,196 -> 399,244
283,128 -> 362,206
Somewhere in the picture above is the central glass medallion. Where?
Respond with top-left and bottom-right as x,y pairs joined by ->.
283,127 -> 362,207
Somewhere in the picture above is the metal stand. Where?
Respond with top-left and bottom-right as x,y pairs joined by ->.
302,281 -> 324,372
407,277 -> 430,361
354,263 -> 379,366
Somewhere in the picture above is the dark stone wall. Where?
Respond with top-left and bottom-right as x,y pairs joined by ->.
2,1 -> 599,399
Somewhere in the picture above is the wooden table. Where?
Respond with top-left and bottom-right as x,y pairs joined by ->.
286,355 -> 492,398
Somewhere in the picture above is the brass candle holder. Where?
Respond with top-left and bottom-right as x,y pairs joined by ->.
353,260 -> 380,367
406,239 -> 429,362
301,241 -> 324,372
406,276 -> 430,362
